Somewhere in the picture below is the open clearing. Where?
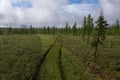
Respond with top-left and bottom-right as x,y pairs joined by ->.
0,34 -> 119,80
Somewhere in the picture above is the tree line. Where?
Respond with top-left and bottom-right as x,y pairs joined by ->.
0,14 -> 119,37
0,12 -> 120,58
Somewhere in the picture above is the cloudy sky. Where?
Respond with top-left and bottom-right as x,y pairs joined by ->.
0,0 -> 119,27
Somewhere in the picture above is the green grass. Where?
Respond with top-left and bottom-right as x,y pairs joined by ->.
38,43 -> 61,80
0,34 -> 119,80
62,35 -> 120,80
0,35 -> 43,80
38,34 -> 56,48
38,34 -> 102,80
61,46 -> 101,80
37,35 -> 61,80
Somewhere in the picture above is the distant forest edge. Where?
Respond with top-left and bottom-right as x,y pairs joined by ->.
0,13 -> 120,36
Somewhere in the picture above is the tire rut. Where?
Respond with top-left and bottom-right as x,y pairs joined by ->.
58,37 -> 66,80
31,38 -> 57,80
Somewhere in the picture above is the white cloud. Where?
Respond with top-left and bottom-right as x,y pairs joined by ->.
0,0 -> 100,27
0,0 -> 68,27
64,4 -> 99,16
100,0 -> 120,24
0,0 -> 120,27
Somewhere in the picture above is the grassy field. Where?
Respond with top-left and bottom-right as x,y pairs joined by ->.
38,35 -> 101,80
62,35 -> 120,80
0,34 -> 119,80
0,35 -> 43,80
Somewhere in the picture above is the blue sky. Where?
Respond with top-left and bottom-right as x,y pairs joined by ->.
69,0 -> 99,4
11,0 -> 100,16
12,0 -> 32,8
12,0 -> 99,8
65,0 -> 100,16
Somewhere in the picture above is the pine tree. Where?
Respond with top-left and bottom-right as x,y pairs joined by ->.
0,28 -> 3,34
65,22 -> 69,35
91,12 -> 108,58
52,25 -> 56,35
86,14 -> 94,43
114,19 -> 120,39
47,26 -> 50,34
8,27 -> 12,34
68,25 -> 71,34
72,22 -> 77,36
82,16 -> 87,41
29,25 -> 35,34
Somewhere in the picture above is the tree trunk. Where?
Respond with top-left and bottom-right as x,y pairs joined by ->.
94,38 -> 99,58
83,35 -> 85,42
87,35 -> 90,43
82,32 -> 85,42
94,45 -> 98,58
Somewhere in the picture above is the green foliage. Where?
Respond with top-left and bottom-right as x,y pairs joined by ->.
29,25 -> 35,34
114,19 -> 120,38
64,22 -> 70,35
91,12 -> 108,58
72,22 -> 77,36
82,14 -> 93,42
86,14 -> 94,43
47,26 -> 50,34
82,16 -> 87,41
63,35 -> 120,79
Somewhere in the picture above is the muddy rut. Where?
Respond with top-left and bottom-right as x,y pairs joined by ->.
31,38 -> 57,80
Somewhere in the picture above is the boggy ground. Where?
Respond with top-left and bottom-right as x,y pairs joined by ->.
62,35 -> 120,80
1,34 -> 119,80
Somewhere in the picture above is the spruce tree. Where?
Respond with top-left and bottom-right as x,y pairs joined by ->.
47,26 -> 50,34
91,12 -> 108,58
30,25 -> 35,34
65,22 -> 69,35
114,19 -> 120,39
82,16 -> 87,41
86,14 -> 94,43
72,22 -> 77,36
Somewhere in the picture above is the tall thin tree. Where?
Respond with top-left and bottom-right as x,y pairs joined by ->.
91,11 -> 108,58
82,16 -> 87,41
72,22 -> 77,36
86,14 -> 94,43
114,19 -> 120,39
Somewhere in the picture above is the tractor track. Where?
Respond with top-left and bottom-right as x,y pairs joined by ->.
58,37 -> 66,80
31,38 -> 57,80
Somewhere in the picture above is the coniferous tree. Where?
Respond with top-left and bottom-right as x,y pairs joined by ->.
65,22 -> 69,35
82,16 -> 87,41
86,14 -> 94,43
68,25 -> 71,34
8,27 -> 12,34
91,12 -> 108,58
0,28 -> 2,34
114,19 -> 120,39
72,22 -> 77,36
52,25 -> 56,35
29,25 -> 35,34
47,26 -> 50,34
